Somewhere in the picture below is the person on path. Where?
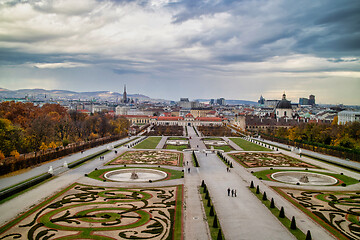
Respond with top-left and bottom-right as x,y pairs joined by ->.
234,189 -> 237,197
188,168 -> 190,173
226,167 -> 229,172
231,189 -> 234,197
187,161 -> 189,165
227,188 -> 230,196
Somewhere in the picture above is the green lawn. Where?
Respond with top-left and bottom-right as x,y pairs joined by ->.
200,187 -> 224,240
165,144 -> 189,151
87,167 -> 184,182
229,138 -> 270,151
133,137 -> 162,149
207,145 -> 234,152
253,169 -> 359,186
168,137 -> 188,140
202,137 -> 223,141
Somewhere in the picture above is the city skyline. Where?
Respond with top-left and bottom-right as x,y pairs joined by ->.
0,0 -> 359,105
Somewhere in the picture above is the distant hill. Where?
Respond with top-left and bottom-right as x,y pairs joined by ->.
196,99 -> 257,105
0,88 -> 168,103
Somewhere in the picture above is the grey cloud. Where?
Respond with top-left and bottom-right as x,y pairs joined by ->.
113,68 -> 145,75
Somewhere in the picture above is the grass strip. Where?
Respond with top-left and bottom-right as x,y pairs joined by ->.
217,152 -> 233,168
192,151 -> 200,167
208,145 -> 234,152
203,137 -> 224,141
0,174 -> 54,204
229,138 -> 270,151
165,144 -> 189,151
253,169 -> 359,186
193,126 -> 199,137
68,149 -> 109,168
173,185 -> 184,240
249,187 -> 306,240
168,137 -> 188,140
133,137 -> 162,149
114,137 -> 139,148
200,185 -> 225,240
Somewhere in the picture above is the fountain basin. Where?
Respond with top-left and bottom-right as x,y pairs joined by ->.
271,171 -> 338,185
104,168 -> 167,182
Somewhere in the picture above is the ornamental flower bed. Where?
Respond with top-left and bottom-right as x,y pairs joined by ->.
0,183 -> 183,240
273,187 -> 360,240
229,152 -> 317,168
109,150 -> 182,166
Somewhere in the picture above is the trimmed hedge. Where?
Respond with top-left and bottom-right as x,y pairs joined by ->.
0,173 -> 52,201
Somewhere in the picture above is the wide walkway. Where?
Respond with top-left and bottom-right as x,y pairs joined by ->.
196,152 -> 295,240
0,136 -> 136,191
187,126 -> 293,239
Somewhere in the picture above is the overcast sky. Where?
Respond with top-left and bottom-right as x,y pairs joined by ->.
0,0 -> 359,104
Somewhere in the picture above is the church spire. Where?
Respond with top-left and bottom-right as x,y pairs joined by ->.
123,84 -> 127,103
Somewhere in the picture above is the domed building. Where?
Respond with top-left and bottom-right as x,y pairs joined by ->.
275,93 -> 293,118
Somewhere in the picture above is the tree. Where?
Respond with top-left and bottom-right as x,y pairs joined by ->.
10,150 -> 20,158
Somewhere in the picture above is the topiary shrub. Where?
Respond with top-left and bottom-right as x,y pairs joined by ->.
290,216 -> 297,230
213,215 -> 218,228
262,191 -> 267,201
270,198 -> 275,208
305,230 -> 312,240
250,181 -> 254,188
217,229 -> 222,240
279,207 -> 285,218
256,185 -> 260,194
210,206 -> 214,216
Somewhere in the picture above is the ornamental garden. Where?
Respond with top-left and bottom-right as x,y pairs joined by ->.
0,183 -> 183,240
108,150 -> 183,166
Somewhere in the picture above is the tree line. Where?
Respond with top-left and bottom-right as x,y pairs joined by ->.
0,102 -> 130,158
264,119 -> 360,152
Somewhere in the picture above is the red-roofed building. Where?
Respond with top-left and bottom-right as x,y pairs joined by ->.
77,109 -> 91,115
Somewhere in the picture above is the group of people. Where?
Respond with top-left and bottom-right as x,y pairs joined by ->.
99,156 -> 105,160
227,188 -> 237,197
226,167 -> 231,172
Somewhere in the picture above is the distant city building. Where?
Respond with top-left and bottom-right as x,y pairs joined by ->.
338,111 -> 360,124
178,98 -> 200,109
275,93 -> 293,118
299,98 -> 309,105
299,94 -> 315,106
258,95 -> 265,105
210,99 -> 215,105
216,98 -> 226,105
264,99 -> 280,108
122,85 -> 129,104
308,95 -> 315,105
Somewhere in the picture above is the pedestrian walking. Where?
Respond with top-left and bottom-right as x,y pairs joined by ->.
226,167 -> 229,172
206,153 -> 207,156
227,188 -> 230,196
188,168 -> 190,173
234,189 -> 237,197
231,189 -> 234,197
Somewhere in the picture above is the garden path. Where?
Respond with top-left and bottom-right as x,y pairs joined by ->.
156,136 -> 167,149
223,136 -> 243,151
0,137 -> 137,191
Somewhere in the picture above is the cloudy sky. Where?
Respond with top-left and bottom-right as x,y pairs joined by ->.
0,0 -> 359,104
